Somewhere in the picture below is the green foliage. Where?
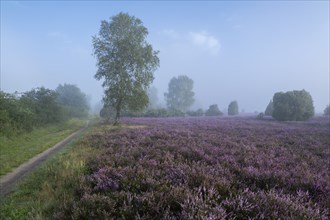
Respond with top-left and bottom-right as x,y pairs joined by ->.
228,101 -> 239,116
92,12 -> 159,125
147,86 -> 159,109
272,90 -> 314,121
167,108 -> 185,117
324,105 -> 330,116
122,109 -> 144,117
205,104 -> 223,116
0,91 -> 36,135
257,112 -> 264,119
100,104 -> 115,122
144,108 -> 168,117
165,75 -> 195,112
56,84 -> 90,118
264,100 -> 273,116
187,109 -> 204,117
1,85 -> 89,137
20,87 -> 64,125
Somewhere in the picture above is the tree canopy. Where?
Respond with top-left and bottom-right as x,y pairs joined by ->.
265,100 -> 273,116
164,75 -> 195,112
56,84 -> 90,118
205,104 -> 223,116
228,101 -> 239,116
92,12 -> 160,125
147,86 -> 159,109
20,87 -> 63,125
324,105 -> 330,116
272,90 -> 314,121
1,85 -> 89,136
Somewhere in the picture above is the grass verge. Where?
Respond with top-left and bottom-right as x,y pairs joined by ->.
0,119 -> 86,177
0,123 -> 102,219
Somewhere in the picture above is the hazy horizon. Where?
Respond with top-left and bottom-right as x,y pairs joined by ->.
1,1 -> 329,113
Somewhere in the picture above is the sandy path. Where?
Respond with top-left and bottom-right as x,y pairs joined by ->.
0,121 -> 89,198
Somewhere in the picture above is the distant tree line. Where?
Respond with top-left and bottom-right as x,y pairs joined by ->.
100,73 -> 242,120
0,84 -> 89,136
94,12 -> 325,124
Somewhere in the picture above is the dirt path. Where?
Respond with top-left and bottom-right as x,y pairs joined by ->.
0,121 -> 89,198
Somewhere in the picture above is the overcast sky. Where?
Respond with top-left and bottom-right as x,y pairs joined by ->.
1,1 -> 329,113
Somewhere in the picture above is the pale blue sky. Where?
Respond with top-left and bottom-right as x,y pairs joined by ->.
1,1 -> 329,112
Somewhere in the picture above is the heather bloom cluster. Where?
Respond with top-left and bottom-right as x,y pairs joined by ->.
55,117 -> 329,219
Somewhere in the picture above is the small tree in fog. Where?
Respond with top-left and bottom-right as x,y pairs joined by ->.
147,86 -> 159,109
164,75 -> 195,112
228,101 -> 239,116
272,89 -> 314,121
92,13 -> 159,125
324,105 -> 330,116
205,104 -> 223,116
100,104 -> 115,122
56,84 -> 89,118
265,100 -> 273,116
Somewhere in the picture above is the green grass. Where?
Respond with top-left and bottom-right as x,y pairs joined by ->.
0,123 -> 101,219
0,118 -> 86,177
0,122 -> 136,219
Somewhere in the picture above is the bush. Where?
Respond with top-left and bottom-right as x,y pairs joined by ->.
272,90 -> 314,121
205,104 -> 223,116
186,109 -> 204,117
324,105 -> 330,116
144,108 -> 168,117
0,92 -> 36,135
20,87 -> 64,125
264,101 -> 273,116
167,109 -> 185,117
257,113 -> 264,120
228,101 -> 239,116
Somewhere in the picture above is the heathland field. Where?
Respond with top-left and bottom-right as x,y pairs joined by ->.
1,116 -> 329,219
47,116 -> 329,219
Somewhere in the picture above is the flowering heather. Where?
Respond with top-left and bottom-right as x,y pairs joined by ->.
55,116 -> 330,219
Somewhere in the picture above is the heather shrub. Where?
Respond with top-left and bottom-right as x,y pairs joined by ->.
54,117 -> 329,219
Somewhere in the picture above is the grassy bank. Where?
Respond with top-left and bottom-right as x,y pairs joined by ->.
0,118 -> 86,176
0,123 -> 100,219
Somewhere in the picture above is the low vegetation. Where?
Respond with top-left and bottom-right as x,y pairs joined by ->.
0,119 -> 85,176
3,117 -> 324,219
0,124 -> 96,219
